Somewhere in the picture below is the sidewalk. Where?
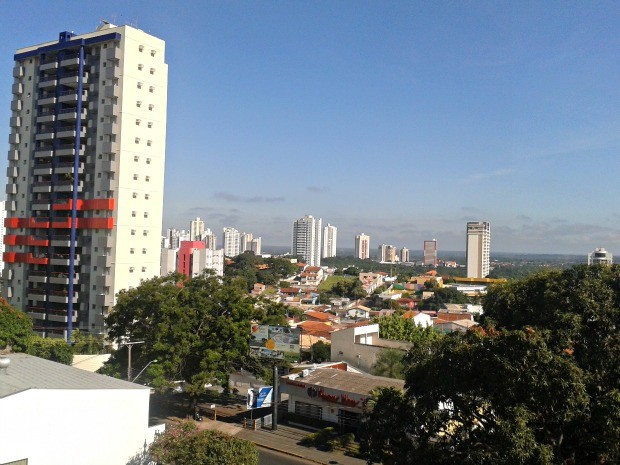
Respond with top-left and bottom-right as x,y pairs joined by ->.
198,419 -> 367,465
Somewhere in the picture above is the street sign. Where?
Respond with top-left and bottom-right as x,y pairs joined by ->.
246,386 -> 273,409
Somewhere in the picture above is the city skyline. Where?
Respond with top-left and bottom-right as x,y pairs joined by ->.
1,2 -> 620,254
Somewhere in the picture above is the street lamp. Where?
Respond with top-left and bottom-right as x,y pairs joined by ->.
132,359 -> 158,383
120,340 -> 145,381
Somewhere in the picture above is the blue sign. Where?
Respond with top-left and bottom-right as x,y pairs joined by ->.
247,386 -> 273,409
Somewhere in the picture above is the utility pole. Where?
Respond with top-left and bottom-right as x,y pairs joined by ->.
121,340 -> 145,381
272,364 -> 278,431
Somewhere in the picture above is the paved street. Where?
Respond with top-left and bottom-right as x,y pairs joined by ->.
259,448 -> 325,465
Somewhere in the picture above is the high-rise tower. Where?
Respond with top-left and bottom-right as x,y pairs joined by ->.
3,24 -> 167,339
189,217 -> 204,241
292,215 -> 322,266
322,223 -> 337,258
355,233 -> 370,260
466,222 -> 491,278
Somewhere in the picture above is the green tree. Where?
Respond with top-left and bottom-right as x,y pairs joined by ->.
373,348 -> 405,379
373,315 -> 441,345
311,340 -> 331,362
105,272 -> 259,396
0,298 -> 33,352
363,265 -> 620,464
27,337 -> 73,365
149,421 -> 258,465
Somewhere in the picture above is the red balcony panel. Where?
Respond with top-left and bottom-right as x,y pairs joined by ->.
52,200 -> 75,211
4,252 -> 48,264
51,218 -> 72,229
83,198 -> 115,211
4,234 -> 17,245
29,237 -> 49,247
3,252 -> 17,263
77,218 -> 114,229
28,218 -> 50,228
27,255 -> 48,265
5,218 -> 20,228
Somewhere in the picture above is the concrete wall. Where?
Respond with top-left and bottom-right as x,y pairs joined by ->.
0,388 -> 154,465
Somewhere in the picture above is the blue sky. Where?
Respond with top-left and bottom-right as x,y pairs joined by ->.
1,1 -> 620,254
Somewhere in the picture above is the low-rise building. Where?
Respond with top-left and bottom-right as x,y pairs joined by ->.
0,353 -> 163,465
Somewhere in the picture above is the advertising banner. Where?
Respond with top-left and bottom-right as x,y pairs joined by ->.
246,386 -> 273,409
249,324 -> 301,360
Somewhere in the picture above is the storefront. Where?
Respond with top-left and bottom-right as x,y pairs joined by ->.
281,368 -> 404,431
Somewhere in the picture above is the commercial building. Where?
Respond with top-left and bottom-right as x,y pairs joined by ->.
466,221 -> 491,278
222,227 -> 240,257
292,215 -> 322,266
588,247 -> 613,265
189,216 -> 204,241
3,24 -> 167,339
354,233 -> 370,260
423,239 -> 438,267
0,353 -> 163,465
322,223 -> 337,258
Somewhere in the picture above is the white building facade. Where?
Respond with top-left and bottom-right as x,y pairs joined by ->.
222,227 -> 240,257
189,216 -> 204,241
588,247 -> 613,265
3,24 -> 167,338
292,215 -> 322,266
355,233 -> 370,260
322,223 -> 337,258
466,221 -> 491,278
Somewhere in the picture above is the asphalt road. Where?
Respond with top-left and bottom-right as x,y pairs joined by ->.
258,448 -> 340,465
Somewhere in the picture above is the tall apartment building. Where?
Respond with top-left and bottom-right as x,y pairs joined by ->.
202,228 -> 217,250
322,223 -> 337,258
0,201 -> 5,274
423,239 -> 438,267
466,222 -> 491,278
222,227 -> 240,257
378,244 -> 397,263
292,215 -> 322,266
248,236 -> 261,255
240,232 -> 253,253
355,233 -> 370,260
399,246 -> 409,263
177,240 -> 224,277
2,24 -> 167,339
189,217 -> 204,241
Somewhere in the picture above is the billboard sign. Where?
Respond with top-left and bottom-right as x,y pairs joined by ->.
250,324 -> 301,360
246,386 -> 273,409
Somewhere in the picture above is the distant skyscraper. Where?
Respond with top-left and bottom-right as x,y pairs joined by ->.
189,217 -> 205,241
588,247 -> 613,265
400,247 -> 409,263
292,215 -> 322,266
322,224 -> 337,258
222,227 -> 240,257
378,244 -> 397,263
424,240 -> 438,267
355,233 -> 370,260
202,228 -> 217,250
240,232 -> 253,253
466,222 -> 491,278
248,237 -> 262,255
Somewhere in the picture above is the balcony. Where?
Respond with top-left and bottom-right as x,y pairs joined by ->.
55,162 -> 84,175
50,254 -> 80,266
58,89 -> 88,104
102,122 -> 119,136
103,104 -> 118,117
35,130 -> 55,141
32,181 -> 52,193
31,200 -> 51,210
38,95 -> 56,106
50,272 -> 79,285
57,107 -> 87,121
10,116 -> 21,128
101,140 -> 118,153
32,164 -> 53,176
6,166 -> 18,178
28,273 -> 48,284
11,100 -> 22,111
11,82 -> 23,95
38,75 -> 57,88
13,65 -> 24,78
48,310 -> 78,323
6,184 -> 17,195
97,255 -> 112,267
8,132 -> 20,144
104,85 -> 118,99
105,47 -> 119,61
8,149 -> 19,161
56,127 -> 86,140
101,159 -> 118,173
36,112 -> 56,124
39,60 -> 58,71
96,293 -> 114,307
59,56 -> 81,68
34,147 -> 53,158
55,144 -> 85,156
59,71 -> 89,87
96,274 -> 112,287
48,292 -> 78,304
104,66 -> 116,79
28,309 -> 47,321
56,180 -> 83,193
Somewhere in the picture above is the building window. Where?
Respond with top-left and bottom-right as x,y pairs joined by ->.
131,229 -> 136,235
143,230 -> 148,236
142,266 -> 147,272
132,211 -> 136,217
147,140 -> 152,146
148,104 -> 154,111
142,248 -> 147,254
134,155 -> 139,161
136,101 -> 142,108
147,122 -> 153,128
135,137 -> 140,144
129,267 -> 134,273
132,192 -> 137,198
149,86 -> 154,93
130,248 -> 135,254
137,82 -> 143,89
135,119 -> 141,125
138,64 -> 143,71
139,45 -> 144,52
150,68 -> 155,75
145,193 -> 150,200
151,50 -> 156,57
145,176 -> 150,182
146,158 -> 151,164
144,212 -> 149,218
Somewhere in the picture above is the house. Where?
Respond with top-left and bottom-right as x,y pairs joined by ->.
251,283 -> 266,295
346,305 -> 372,320
402,310 -> 433,328
300,266 -> 325,286
330,324 -> 412,372
296,321 -> 334,341
0,353 -> 164,465
304,310 -> 339,324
